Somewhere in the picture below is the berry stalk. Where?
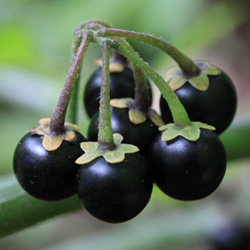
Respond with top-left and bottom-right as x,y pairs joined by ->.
99,28 -> 200,77
49,31 -> 91,135
113,38 -> 191,126
130,63 -> 151,112
97,40 -> 116,151
67,21 -> 113,124
66,39 -> 82,124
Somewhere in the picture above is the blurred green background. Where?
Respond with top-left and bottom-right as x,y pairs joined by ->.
0,0 -> 250,249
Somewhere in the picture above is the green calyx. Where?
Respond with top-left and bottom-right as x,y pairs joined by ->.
29,118 -> 79,151
167,61 -> 221,91
110,98 -> 164,127
75,133 -> 139,164
159,122 -> 215,141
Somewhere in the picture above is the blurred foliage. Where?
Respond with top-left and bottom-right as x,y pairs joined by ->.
0,0 -> 250,249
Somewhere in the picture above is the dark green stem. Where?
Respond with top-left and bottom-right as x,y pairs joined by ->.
113,38 -> 191,126
50,32 -> 91,135
99,28 -> 200,77
97,40 -> 115,151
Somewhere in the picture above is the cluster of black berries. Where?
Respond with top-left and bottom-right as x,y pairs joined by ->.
13,21 -> 237,224
84,62 -> 236,202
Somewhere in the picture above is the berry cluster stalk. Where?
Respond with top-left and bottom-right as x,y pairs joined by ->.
49,31 -> 91,135
99,28 -> 200,77
68,20 -> 112,124
97,40 -> 115,151
130,63 -> 151,112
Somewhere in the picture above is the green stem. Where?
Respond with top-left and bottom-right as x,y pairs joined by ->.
66,21 -> 114,124
113,38 -> 191,126
0,176 -> 81,238
99,28 -> 200,77
97,40 -> 115,151
49,31 -> 91,135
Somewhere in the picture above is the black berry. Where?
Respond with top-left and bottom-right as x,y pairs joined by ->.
76,153 -> 153,223
160,72 -> 237,134
84,67 -> 152,118
149,129 -> 227,201
13,132 -> 85,201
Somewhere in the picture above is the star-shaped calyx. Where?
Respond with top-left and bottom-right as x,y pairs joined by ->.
29,118 -> 80,151
75,133 -> 139,164
166,61 -> 221,91
110,98 -> 164,127
159,122 -> 215,142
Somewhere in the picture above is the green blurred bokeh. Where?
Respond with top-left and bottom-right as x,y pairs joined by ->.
0,0 -> 250,249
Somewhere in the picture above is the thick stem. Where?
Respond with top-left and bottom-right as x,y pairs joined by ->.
99,28 -> 200,77
130,63 -> 151,112
113,38 -> 191,126
50,32 -> 91,135
97,40 -> 115,151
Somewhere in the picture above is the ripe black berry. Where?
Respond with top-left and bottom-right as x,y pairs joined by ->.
76,153 -> 153,223
13,132 -> 85,201
160,71 -> 237,134
149,129 -> 227,201
84,67 -> 152,118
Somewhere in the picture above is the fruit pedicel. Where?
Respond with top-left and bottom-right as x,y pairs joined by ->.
13,19 -> 237,223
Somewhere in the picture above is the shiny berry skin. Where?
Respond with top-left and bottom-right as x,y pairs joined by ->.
87,107 -> 159,155
76,153 -> 153,223
13,132 -> 85,201
84,67 -> 152,118
160,72 -> 237,134
149,129 -> 227,201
